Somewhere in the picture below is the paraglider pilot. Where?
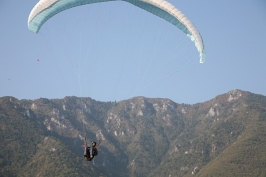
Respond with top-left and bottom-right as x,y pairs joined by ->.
84,141 -> 98,161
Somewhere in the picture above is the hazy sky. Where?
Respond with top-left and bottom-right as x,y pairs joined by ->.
1,0 -> 266,104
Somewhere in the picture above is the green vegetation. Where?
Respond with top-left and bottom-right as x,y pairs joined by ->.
197,122 -> 266,177
0,90 -> 266,176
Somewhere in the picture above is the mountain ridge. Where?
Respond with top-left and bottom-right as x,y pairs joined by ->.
0,89 -> 266,176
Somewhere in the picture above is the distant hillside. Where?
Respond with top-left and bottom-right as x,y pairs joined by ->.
0,89 -> 266,177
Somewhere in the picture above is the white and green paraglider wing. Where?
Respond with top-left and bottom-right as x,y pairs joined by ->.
28,0 -> 205,63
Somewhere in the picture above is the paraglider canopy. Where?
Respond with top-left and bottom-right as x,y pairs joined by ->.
28,0 -> 205,63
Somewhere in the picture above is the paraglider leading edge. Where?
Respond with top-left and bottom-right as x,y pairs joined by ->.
28,0 -> 205,63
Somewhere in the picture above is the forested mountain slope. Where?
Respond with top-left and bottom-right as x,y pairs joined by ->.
0,90 -> 266,176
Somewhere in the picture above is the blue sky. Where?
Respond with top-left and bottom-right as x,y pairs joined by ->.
1,0 -> 266,104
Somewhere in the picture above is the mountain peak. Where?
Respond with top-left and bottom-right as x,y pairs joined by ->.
1,90 -> 266,176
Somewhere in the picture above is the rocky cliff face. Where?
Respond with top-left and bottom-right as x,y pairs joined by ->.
1,89 -> 266,177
